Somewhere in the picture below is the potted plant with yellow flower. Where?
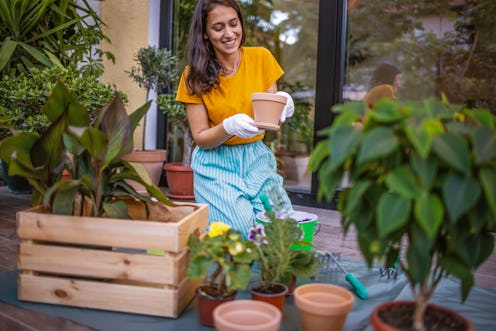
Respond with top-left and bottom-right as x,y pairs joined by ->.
187,222 -> 256,327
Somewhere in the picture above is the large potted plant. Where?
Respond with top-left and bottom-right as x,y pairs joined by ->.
156,93 -> 195,199
125,46 -> 180,191
186,221 -> 257,327
310,97 -> 496,330
0,82 -> 208,317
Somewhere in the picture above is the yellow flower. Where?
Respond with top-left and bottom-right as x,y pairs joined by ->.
208,222 -> 231,237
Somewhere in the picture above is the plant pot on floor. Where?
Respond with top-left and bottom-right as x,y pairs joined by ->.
294,283 -> 354,331
196,285 -> 236,327
163,162 -> 194,200
249,282 -> 288,313
122,149 -> 167,194
214,299 -> 282,331
370,301 -> 474,331
1,160 -> 31,194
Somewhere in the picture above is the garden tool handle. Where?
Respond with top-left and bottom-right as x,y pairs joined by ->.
259,193 -> 273,213
345,273 -> 368,300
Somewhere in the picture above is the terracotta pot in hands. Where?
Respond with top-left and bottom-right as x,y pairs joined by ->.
251,92 -> 287,130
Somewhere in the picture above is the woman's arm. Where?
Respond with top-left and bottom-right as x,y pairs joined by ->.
185,83 -> 278,150
186,103 -> 231,150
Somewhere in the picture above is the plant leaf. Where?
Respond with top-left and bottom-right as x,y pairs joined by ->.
376,192 -> 411,238
414,191 -> 443,238
442,173 -> 480,224
432,133 -> 471,176
473,126 -> 496,165
329,125 -> 362,170
479,168 -> 496,219
358,127 -> 398,165
385,166 -> 419,199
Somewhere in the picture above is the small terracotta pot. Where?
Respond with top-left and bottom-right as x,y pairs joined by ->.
163,162 -> 194,200
196,287 -> 236,327
249,282 -> 288,313
370,301 -> 474,331
294,283 -> 354,331
251,92 -> 287,130
214,299 -> 282,331
122,149 -> 167,194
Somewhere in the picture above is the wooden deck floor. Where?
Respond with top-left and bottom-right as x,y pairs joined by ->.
1,185 -> 495,287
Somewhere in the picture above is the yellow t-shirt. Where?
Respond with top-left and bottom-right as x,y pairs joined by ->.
176,46 -> 284,145
362,84 -> 397,109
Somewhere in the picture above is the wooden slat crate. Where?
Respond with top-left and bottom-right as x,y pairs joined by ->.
16,203 -> 208,318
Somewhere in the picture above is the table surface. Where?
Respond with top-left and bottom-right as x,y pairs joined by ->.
1,258 -> 495,331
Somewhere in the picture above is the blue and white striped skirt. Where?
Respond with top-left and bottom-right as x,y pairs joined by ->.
191,140 -> 293,236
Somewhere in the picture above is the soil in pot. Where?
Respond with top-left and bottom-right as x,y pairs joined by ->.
371,301 -> 474,331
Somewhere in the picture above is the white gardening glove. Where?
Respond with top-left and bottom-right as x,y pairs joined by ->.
276,91 -> 295,123
222,113 -> 263,138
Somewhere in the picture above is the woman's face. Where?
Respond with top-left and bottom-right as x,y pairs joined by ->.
204,5 -> 242,57
393,73 -> 403,90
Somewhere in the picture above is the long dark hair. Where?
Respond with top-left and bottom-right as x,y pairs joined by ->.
185,0 -> 246,96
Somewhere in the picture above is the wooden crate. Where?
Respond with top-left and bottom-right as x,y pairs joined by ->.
16,203 -> 208,318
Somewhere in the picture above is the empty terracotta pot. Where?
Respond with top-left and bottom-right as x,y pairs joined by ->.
251,92 -> 287,130
213,299 -> 282,331
294,283 -> 354,331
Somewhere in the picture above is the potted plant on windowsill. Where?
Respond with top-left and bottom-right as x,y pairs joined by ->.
125,46 -> 180,191
186,222 -> 257,327
310,97 -> 496,331
156,93 -> 195,199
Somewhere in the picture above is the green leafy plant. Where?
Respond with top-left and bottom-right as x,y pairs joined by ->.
0,81 -> 194,219
187,222 -> 257,298
156,93 -> 193,167
248,211 -> 321,292
310,97 -> 496,330
0,0 -> 113,76
127,46 -> 180,150
0,66 -> 126,134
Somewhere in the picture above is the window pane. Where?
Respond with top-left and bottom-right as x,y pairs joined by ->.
345,0 -> 496,112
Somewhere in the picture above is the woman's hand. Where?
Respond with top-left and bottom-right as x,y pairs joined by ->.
222,114 -> 263,138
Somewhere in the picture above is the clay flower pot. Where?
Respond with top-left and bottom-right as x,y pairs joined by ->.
214,299 -> 282,331
249,282 -> 288,313
196,287 -> 236,327
294,283 -> 354,331
251,92 -> 287,130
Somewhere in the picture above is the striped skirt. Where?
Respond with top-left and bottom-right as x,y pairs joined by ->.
191,140 -> 293,236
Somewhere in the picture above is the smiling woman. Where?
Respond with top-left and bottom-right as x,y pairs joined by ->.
175,0 -> 296,235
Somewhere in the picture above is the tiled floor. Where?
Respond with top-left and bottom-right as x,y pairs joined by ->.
1,186 -> 495,288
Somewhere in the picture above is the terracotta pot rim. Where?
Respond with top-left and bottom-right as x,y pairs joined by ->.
370,300 -> 474,331
251,92 -> 287,104
213,299 -> 281,330
163,162 -> 193,171
249,282 -> 288,297
122,149 -> 167,162
294,283 -> 354,315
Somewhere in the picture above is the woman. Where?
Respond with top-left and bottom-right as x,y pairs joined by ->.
176,0 -> 294,233
362,63 -> 402,109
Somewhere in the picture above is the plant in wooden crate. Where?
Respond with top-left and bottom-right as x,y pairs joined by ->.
0,81 -> 208,317
310,97 -> 496,330
187,222 -> 257,326
248,209 -> 321,311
